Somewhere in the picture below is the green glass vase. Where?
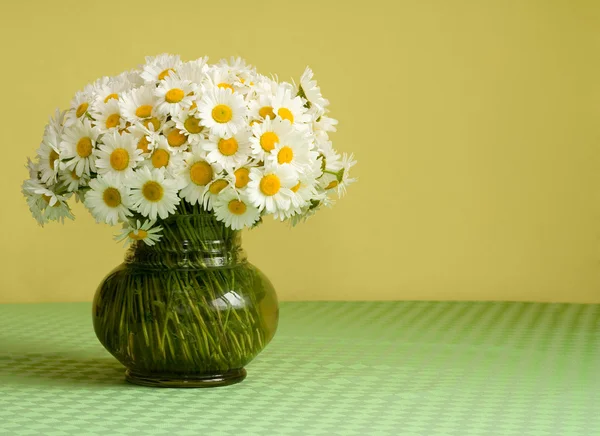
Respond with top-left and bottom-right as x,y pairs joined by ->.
92,211 -> 279,388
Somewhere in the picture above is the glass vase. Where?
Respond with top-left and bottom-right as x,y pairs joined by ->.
92,211 -> 279,388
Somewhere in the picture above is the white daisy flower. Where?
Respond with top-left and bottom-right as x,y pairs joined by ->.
275,167 -> 323,221
84,173 -> 133,225
313,114 -> 338,141
44,197 -> 75,223
137,109 -> 166,134
202,172 -> 235,211
173,57 -> 209,83
213,190 -> 260,230
197,87 -> 247,137
65,88 -> 94,126
297,66 -> 329,112
115,219 -> 163,247
265,130 -> 319,175
37,121 -> 62,185
22,180 -> 74,224
141,53 -> 182,83
93,99 -> 124,133
119,85 -> 158,124
22,191 -> 47,225
59,167 -> 90,193
49,107 -> 66,132
26,157 -> 39,179
205,65 -> 240,94
115,69 -> 144,88
247,77 -> 281,121
316,139 -> 342,173
231,162 -> 257,191
163,121 -> 192,151
335,152 -> 357,197
172,107 -> 206,144
129,114 -> 166,151
202,129 -> 251,170
128,123 -> 156,156
247,165 -> 297,213
95,131 -> 143,182
144,136 -> 188,177
155,76 -> 195,116
271,85 -> 311,125
92,78 -> 130,111
249,117 -> 294,161
60,119 -> 100,177
129,166 -> 181,220
22,179 -> 50,225
319,153 -> 356,197
218,57 -> 255,79
178,146 -> 221,206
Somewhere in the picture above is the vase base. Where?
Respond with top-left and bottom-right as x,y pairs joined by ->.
125,368 -> 247,388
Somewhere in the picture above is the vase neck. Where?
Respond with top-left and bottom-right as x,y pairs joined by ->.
125,213 -> 246,269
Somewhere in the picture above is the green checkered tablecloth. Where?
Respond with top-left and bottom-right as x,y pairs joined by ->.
0,301 -> 599,435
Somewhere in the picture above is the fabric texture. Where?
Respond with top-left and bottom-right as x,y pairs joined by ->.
0,301 -> 599,435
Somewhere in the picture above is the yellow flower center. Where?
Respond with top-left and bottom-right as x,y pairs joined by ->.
165,88 -> 184,103
258,106 -> 275,120
212,104 -> 233,123
102,187 -> 122,208
71,170 -> 80,180
158,68 -> 174,80
109,148 -> 130,171
135,105 -> 153,118
325,180 -> 339,190
228,199 -> 247,215
218,137 -> 238,156
105,114 -> 120,129
218,83 -> 234,92
104,93 -> 118,103
184,116 -> 203,134
167,129 -> 187,147
142,181 -> 164,202
137,136 -> 150,153
129,230 -> 148,240
291,181 -> 301,192
189,161 -> 213,186
234,167 -> 250,188
143,117 -> 161,131
76,137 -> 93,158
49,150 -> 59,170
76,102 -> 88,118
260,132 -> 279,152
260,174 -> 281,196
278,108 -> 294,123
151,149 -> 170,168
209,179 -> 229,195
277,146 -> 294,164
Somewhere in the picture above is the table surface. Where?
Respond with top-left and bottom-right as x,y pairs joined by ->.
0,301 -> 599,435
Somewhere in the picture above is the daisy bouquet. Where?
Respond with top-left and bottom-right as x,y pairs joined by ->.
22,54 -> 356,244
20,54 -> 356,376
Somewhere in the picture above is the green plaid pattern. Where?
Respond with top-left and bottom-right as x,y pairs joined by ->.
1,301 -> 599,435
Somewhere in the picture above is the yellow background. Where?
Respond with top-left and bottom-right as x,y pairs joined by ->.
1,0 -> 598,303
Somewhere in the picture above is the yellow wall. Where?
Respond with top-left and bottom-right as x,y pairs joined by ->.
1,0 -> 598,303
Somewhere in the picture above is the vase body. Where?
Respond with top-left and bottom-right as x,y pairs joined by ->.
92,212 -> 279,387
